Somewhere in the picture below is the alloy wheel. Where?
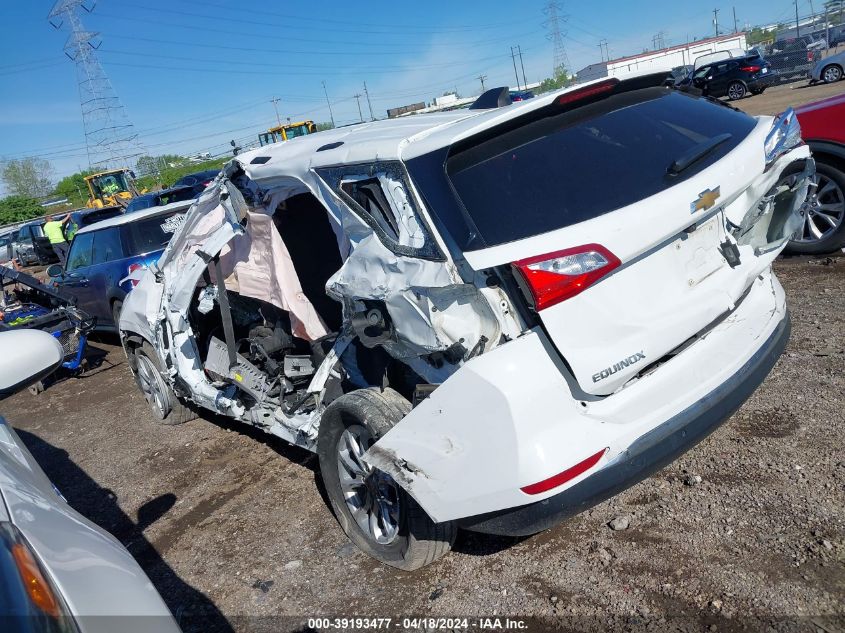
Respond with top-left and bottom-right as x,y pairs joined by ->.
728,82 -> 746,100
822,65 -> 842,83
336,425 -> 401,545
793,172 -> 845,243
135,354 -> 168,419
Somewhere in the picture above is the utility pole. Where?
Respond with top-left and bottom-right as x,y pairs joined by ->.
795,0 -> 801,37
353,93 -> 363,123
733,7 -> 738,32
321,80 -> 335,128
363,81 -> 374,121
477,74 -> 487,91
510,46 -> 521,90
598,38 -> 609,61
517,44 -> 528,91
270,97 -> 282,127
713,8 -> 720,36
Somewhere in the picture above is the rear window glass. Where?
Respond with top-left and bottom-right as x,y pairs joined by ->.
445,89 -> 756,248
124,211 -> 186,256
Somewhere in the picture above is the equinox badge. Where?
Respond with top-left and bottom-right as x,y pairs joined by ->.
592,351 -> 646,383
691,187 -> 721,213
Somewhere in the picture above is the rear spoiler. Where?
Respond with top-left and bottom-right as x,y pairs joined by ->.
0,266 -> 77,306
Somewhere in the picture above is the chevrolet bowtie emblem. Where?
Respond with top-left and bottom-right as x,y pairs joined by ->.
690,187 -> 721,213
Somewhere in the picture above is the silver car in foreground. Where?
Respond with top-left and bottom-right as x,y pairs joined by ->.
0,329 -> 180,633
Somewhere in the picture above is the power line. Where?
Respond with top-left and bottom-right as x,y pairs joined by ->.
168,0 -> 534,33
96,47 -> 517,74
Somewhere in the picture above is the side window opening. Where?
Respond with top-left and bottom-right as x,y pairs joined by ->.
317,161 -> 444,261
341,178 -> 400,241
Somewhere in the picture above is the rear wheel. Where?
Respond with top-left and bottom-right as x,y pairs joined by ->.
786,161 -> 845,254
317,388 -> 456,570
821,64 -> 843,83
133,342 -> 198,425
727,81 -> 747,100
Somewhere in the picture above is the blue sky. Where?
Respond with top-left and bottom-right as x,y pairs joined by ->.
0,0 -> 810,189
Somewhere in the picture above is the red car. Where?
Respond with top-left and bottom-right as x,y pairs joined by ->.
788,93 -> 845,254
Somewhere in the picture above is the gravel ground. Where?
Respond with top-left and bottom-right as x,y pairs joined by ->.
2,256 -> 842,632
728,47 -> 845,117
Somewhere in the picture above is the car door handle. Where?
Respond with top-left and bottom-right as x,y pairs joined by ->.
65,274 -> 89,286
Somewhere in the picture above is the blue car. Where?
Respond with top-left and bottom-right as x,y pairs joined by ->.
124,184 -> 204,214
64,207 -> 124,241
48,201 -> 190,330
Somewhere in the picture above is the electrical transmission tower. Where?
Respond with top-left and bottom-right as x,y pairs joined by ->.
49,0 -> 146,171
542,1 -> 571,77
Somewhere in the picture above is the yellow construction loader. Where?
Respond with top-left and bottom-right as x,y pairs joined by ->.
258,120 -> 317,147
84,169 -> 145,208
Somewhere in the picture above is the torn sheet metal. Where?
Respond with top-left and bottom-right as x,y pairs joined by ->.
729,157 -> 814,255
314,161 -> 502,365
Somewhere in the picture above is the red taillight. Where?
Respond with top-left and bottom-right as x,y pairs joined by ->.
513,244 -> 621,311
807,51 -> 814,62
520,448 -> 607,495
739,65 -> 761,72
127,263 -> 145,287
555,78 -> 618,106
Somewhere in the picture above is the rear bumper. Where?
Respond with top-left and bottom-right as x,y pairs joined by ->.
458,311 -> 790,536
749,74 -> 775,89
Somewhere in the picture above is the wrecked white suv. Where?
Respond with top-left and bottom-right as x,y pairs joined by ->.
120,75 -> 811,570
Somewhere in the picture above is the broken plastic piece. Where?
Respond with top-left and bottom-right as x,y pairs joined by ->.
197,286 -> 218,315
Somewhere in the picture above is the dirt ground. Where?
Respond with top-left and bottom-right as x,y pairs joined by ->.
733,77 -> 845,116
1,254 -> 842,633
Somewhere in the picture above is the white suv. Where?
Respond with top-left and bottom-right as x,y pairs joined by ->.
120,75 -> 812,570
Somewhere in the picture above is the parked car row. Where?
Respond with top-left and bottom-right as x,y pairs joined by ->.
0,171 -> 213,268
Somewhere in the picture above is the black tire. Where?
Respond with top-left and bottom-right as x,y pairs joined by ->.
133,342 -> 198,425
111,300 -> 123,329
785,160 -> 845,255
726,81 -> 747,100
317,387 -> 456,571
821,64 -> 843,83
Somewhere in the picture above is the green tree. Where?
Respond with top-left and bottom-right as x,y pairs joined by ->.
54,171 -> 93,206
747,26 -> 776,46
0,157 -> 54,198
538,65 -> 571,93
0,196 -> 47,225
315,121 -> 335,132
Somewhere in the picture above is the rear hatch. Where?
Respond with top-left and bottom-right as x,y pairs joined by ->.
440,83 -> 784,396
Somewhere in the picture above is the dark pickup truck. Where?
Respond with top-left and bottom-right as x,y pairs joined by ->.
766,37 -> 824,82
